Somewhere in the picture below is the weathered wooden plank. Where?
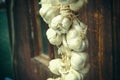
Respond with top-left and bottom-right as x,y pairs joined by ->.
78,0 -> 113,80
13,0 -> 39,80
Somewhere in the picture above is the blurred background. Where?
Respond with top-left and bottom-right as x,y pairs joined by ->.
0,0 -> 13,79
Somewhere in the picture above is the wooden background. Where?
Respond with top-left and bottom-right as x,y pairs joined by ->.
6,0 -> 120,80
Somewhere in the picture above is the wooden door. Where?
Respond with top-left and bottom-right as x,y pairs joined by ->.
6,0 -> 120,80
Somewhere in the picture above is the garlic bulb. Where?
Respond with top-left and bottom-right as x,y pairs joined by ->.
67,37 -> 88,51
46,28 -> 62,46
50,15 -> 72,34
66,19 -> 88,51
48,59 -> 62,75
66,19 -> 87,39
39,6 -> 60,24
71,52 -> 88,71
69,0 -> 87,12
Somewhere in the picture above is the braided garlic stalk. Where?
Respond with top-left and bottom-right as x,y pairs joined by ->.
39,0 -> 90,80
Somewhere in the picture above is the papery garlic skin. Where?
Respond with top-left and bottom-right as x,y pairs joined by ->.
50,15 -> 72,34
66,19 -> 88,51
70,52 -> 90,79
46,28 -> 62,46
67,37 -> 88,52
39,0 -> 60,24
39,6 -> 60,24
48,59 -> 62,75
71,52 -> 88,71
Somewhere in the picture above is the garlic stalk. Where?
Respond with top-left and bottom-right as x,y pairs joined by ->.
39,0 -> 89,80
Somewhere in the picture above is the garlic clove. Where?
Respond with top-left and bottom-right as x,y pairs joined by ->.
46,28 -> 62,46
46,28 -> 56,39
66,28 -> 78,40
72,19 -> 87,32
61,17 -> 72,33
39,6 -> 60,24
78,38 -> 88,51
48,59 -> 62,75
67,35 -> 88,51
45,7 -> 60,23
79,63 -> 90,75
71,52 -> 88,71
39,4 -> 52,17
50,15 -> 63,30
50,15 -> 72,34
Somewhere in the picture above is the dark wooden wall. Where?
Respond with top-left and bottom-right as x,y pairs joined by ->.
6,0 -> 120,80
12,0 -> 39,80
80,0 -> 113,80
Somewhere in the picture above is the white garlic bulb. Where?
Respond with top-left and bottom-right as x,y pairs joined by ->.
39,6 -> 60,24
71,52 -> 88,71
46,28 -> 62,46
66,19 -> 88,51
48,59 -> 62,75
67,37 -> 88,51
69,0 -> 87,12
50,15 -> 72,34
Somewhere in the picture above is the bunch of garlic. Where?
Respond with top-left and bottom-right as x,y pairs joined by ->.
39,0 -> 89,80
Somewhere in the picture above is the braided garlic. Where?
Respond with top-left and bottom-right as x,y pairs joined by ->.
39,0 -> 89,80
